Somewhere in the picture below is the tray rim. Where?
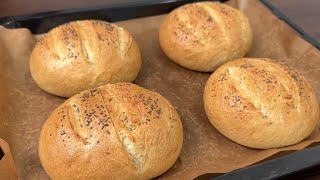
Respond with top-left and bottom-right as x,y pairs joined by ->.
0,0 -> 222,33
0,0 -> 187,22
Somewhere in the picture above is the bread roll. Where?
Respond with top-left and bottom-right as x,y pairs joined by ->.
159,2 -> 252,72
39,83 -> 183,179
203,58 -> 319,149
30,20 -> 141,97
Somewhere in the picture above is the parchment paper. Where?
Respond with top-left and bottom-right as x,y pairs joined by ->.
0,0 -> 320,179
0,138 -> 17,179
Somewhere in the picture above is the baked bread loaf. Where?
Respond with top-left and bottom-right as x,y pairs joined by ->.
39,83 -> 183,179
203,58 -> 319,149
30,20 -> 141,97
159,2 -> 252,72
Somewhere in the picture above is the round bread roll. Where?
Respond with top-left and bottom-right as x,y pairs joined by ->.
203,58 -> 319,149
159,2 -> 253,72
30,20 -> 141,97
39,83 -> 183,179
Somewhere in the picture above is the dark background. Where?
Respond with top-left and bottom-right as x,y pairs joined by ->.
0,0 -> 319,43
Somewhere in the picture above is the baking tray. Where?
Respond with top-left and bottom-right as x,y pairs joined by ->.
0,0 -> 319,179
0,148 -> 4,161
0,0 -> 225,34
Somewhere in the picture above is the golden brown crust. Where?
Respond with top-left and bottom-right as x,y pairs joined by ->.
203,58 -> 319,149
39,83 -> 183,179
159,2 -> 252,72
30,20 -> 142,97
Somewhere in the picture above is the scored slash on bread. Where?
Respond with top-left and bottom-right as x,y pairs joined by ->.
159,2 -> 253,72
30,20 -> 141,97
39,83 -> 183,179
203,58 -> 319,149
